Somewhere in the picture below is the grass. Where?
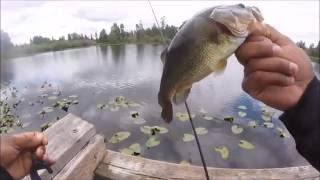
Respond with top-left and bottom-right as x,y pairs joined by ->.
1,39 -> 96,60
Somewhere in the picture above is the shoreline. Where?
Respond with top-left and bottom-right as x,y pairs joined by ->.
1,42 -> 167,61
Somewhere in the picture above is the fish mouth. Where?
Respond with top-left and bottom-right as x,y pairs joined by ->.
209,5 -> 264,37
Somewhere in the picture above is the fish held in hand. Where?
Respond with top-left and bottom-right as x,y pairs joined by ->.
158,4 -> 264,123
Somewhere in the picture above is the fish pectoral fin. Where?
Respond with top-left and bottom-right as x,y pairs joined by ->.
173,88 -> 191,105
212,58 -> 227,74
160,47 -> 168,64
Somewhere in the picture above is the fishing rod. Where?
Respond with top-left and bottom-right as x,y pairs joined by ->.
147,1 -> 210,179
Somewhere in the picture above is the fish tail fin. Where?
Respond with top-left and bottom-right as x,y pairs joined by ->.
161,102 -> 173,123
173,88 -> 191,105
158,91 -> 173,123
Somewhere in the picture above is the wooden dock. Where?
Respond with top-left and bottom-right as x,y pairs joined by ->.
24,114 -> 320,180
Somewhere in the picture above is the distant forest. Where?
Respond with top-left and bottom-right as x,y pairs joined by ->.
0,18 -> 178,60
0,18 -> 319,62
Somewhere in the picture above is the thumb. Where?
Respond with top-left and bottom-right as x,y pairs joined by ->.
248,22 -> 294,46
11,132 -> 48,150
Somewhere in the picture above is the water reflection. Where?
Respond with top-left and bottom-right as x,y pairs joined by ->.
136,44 -> 145,63
110,45 -> 123,65
99,45 -> 108,59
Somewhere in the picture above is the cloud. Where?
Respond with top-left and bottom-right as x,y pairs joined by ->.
1,1 -> 319,45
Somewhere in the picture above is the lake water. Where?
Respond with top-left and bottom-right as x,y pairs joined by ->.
2,44 -> 318,168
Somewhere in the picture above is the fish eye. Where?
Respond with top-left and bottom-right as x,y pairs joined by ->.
238,3 -> 245,8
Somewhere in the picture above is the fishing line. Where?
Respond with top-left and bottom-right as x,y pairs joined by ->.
185,101 -> 210,180
147,0 -> 210,179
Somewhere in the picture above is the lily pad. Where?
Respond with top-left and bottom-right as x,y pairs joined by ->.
179,160 -> 191,165
237,105 -> 247,110
37,110 -> 46,116
69,95 -> 79,98
40,122 -> 53,132
231,125 -> 244,134
121,143 -> 142,156
238,111 -> 247,118
127,101 -> 141,107
48,96 -> 58,100
214,146 -> 229,159
109,131 -> 131,143
97,104 -> 108,110
133,118 -> 146,125
261,114 -> 272,122
224,116 -> 234,123
130,111 -> 139,118
115,96 -> 125,103
183,133 -> 195,142
140,126 -> 152,134
248,121 -> 257,128
110,106 -> 120,111
263,122 -> 274,128
238,140 -> 255,150
203,115 -> 213,120
176,112 -> 195,122
146,137 -> 160,148
120,148 -> 134,155
129,143 -> 141,154
140,126 -> 168,135
195,127 -> 208,135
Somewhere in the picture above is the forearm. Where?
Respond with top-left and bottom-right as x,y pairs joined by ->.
280,77 -> 320,171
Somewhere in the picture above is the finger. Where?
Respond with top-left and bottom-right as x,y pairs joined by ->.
35,146 -> 46,159
42,154 -> 55,166
243,71 -> 295,96
248,23 -> 293,46
236,37 -> 274,64
245,57 -> 299,77
11,132 -> 48,150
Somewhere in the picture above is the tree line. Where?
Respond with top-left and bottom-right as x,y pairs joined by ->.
0,18 -> 178,60
1,18 -> 319,62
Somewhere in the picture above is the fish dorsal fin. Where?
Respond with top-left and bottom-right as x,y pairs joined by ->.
173,88 -> 191,105
160,47 -> 168,64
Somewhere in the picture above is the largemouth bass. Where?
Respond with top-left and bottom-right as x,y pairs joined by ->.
158,4 -> 264,123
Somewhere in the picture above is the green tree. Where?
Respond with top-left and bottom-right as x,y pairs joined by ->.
31,36 -> 51,44
1,30 -> 13,52
109,23 -> 121,43
135,21 -> 145,41
296,41 -> 306,50
98,29 -> 108,43
120,23 -> 125,40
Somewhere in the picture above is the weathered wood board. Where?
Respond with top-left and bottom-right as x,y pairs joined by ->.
24,113 -> 98,180
54,135 -> 106,180
95,150 -> 320,180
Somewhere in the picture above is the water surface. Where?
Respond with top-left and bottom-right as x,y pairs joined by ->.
2,44 -> 316,168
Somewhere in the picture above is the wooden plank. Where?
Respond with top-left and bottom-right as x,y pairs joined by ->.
54,135 -> 106,180
24,113 -> 96,180
95,150 -> 320,180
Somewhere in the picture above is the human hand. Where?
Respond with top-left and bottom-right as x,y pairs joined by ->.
236,23 -> 315,110
0,132 -> 55,179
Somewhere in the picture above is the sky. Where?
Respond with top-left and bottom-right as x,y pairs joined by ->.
1,1 -> 319,46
